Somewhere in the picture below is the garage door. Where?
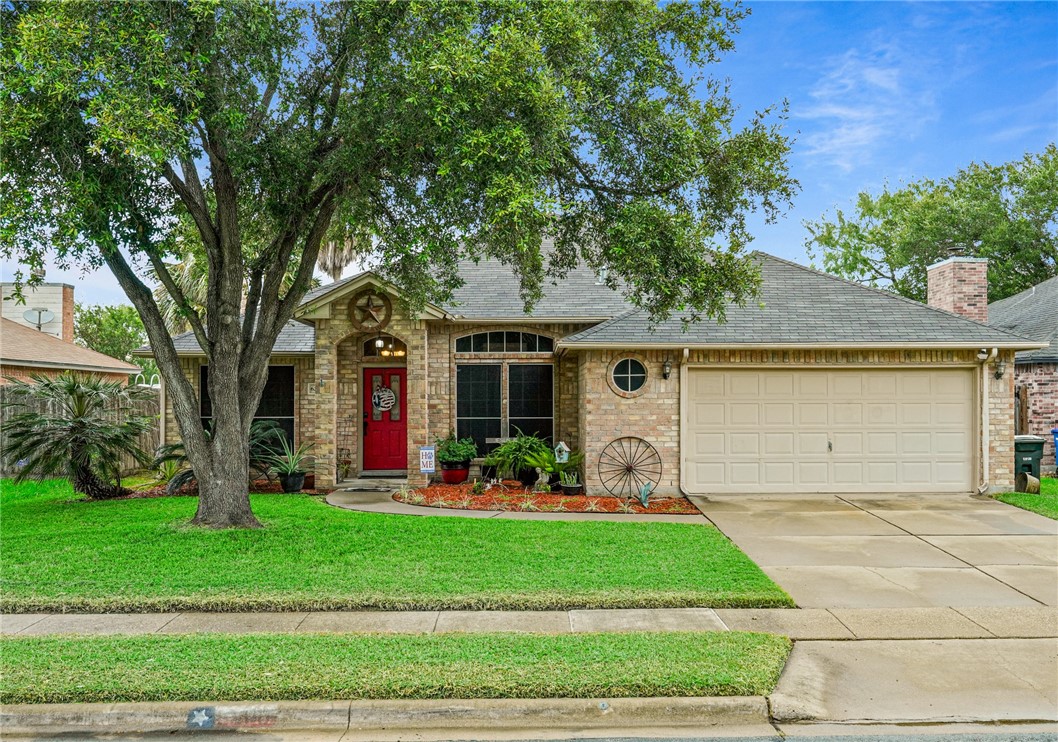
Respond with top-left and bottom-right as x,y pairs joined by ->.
685,368 -> 974,494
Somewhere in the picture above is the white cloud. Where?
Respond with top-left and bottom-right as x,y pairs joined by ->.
798,43 -> 939,172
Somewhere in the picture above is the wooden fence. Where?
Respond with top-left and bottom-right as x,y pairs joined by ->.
0,386 -> 160,478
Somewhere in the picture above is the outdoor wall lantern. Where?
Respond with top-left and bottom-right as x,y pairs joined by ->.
662,359 -> 672,380
993,358 -> 1006,379
374,333 -> 385,349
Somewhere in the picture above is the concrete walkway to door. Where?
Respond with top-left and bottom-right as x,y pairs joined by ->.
689,493 -> 1058,608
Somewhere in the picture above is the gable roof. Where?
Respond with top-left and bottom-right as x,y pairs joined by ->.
297,271 -> 447,321
1,318 -> 140,374
299,238 -> 632,322
132,320 -> 316,357
560,254 -> 1045,350
988,275 -> 1058,363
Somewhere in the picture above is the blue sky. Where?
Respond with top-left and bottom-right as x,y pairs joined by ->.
715,1 -> 1057,263
4,1 -> 1056,305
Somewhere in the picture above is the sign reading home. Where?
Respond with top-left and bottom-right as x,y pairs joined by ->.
419,446 -> 436,473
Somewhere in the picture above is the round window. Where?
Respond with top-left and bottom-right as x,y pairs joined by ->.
612,358 -> 647,393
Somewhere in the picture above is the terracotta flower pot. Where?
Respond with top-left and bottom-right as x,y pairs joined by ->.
440,461 -> 470,484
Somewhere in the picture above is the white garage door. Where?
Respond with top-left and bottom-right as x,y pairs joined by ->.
685,368 -> 974,494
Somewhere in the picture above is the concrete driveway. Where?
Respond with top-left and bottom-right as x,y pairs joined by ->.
689,494 -> 1057,608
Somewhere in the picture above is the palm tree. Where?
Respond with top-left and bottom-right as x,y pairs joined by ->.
1,374 -> 156,499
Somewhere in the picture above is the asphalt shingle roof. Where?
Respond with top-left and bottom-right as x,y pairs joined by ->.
988,275 -> 1058,363
135,320 -> 316,356
2,318 -> 140,373
300,238 -> 632,320
560,254 -> 1042,349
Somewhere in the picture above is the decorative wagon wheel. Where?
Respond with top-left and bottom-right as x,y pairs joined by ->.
597,437 -> 662,500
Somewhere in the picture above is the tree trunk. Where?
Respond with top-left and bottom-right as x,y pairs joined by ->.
189,378 -> 263,528
192,463 -> 261,528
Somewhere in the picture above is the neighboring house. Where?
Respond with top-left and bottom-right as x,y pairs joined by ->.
0,317 -> 139,383
1,282 -> 75,342
137,250 -> 1044,494
988,275 -> 1058,474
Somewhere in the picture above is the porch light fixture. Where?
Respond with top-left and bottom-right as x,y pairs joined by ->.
374,333 -> 385,349
994,358 -> 1006,379
662,359 -> 672,380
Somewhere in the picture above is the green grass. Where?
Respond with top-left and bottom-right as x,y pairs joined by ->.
996,477 -> 1058,520
0,479 -> 793,612
0,632 -> 791,704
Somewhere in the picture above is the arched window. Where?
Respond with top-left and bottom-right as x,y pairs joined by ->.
363,334 -> 407,358
455,331 -> 554,354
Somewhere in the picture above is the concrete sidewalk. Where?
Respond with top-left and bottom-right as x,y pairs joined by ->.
4,606 -> 1056,639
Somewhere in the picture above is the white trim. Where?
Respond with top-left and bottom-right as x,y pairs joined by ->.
927,256 -> 989,270
296,272 -> 447,321
1,358 -> 138,374
559,341 -> 1047,351
445,316 -> 613,324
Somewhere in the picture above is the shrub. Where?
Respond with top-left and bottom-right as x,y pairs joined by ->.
484,429 -> 550,478
154,420 -> 285,495
1,373 -> 155,499
435,435 -> 478,463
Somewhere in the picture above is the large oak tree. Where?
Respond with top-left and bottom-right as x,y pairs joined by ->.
2,0 -> 795,527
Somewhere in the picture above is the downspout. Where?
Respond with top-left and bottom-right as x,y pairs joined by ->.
978,347 -> 998,494
679,347 -> 692,497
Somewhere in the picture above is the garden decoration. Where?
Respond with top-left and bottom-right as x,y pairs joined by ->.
598,437 -> 662,499
554,441 -> 571,464
533,468 -> 551,493
637,482 -> 654,507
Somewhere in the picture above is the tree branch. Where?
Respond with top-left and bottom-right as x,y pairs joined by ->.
163,162 -> 217,251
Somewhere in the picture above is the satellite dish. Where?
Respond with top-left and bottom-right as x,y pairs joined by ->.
23,307 -> 55,331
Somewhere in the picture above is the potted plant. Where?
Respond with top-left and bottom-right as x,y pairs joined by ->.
267,437 -> 314,493
559,470 -> 583,496
436,435 -> 477,484
525,447 -> 585,490
484,429 -> 551,486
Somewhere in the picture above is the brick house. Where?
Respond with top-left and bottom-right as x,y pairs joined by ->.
142,251 -> 1045,494
988,275 -> 1058,475
0,317 -> 139,384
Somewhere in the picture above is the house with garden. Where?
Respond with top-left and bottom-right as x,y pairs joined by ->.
137,247 -> 1045,496
989,275 -> 1058,474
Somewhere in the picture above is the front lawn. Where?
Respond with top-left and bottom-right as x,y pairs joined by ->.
1,479 -> 793,612
0,632 -> 791,704
996,477 -> 1058,520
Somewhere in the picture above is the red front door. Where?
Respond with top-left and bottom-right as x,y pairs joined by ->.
363,368 -> 407,471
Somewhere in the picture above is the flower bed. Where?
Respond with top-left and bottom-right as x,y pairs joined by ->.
124,479 -> 331,500
395,481 -> 700,514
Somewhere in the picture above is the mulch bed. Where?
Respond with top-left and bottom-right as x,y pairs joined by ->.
395,481 -> 700,515
121,479 -> 332,500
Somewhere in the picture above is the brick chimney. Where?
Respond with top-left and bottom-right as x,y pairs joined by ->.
926,256 -> 988,323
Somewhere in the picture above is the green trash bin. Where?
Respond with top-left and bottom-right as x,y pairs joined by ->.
1014,435 -> 1045,480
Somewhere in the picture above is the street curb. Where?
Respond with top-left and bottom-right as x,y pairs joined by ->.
1,696 -> 769,735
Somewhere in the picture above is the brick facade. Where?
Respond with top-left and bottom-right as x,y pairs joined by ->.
309,297 -> 429,489
926,257 -> 989,324
160,355 -> 314,451
0,365 -> 129,385
578,348 -> 1017,495
155,286 -> 1021,494
1015,362 -> 1058,474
